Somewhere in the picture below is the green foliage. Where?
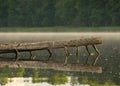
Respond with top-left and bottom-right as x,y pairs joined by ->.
32,69 -> 41,83
0,27 -> 120,32
15,68 -> 24,77
103,81 -> 116,86
81,76 -> 89,84
0,0 -> 120,27
0,0 -> 8,26
89,81 -> 99,86
49,73 -> 68,85
0,77 -> 8,85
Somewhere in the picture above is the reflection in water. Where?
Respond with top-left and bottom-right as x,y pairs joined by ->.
0,32 -> 120,86
5,77 -> 89,86
7,77 -> 32,86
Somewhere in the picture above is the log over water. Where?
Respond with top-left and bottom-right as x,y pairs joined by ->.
0,60 -> 102,73
0,37 -> 102,52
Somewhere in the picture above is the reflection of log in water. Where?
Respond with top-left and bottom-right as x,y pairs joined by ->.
0,60 -> 102,73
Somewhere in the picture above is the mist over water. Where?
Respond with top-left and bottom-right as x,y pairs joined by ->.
0,32 -> 119,43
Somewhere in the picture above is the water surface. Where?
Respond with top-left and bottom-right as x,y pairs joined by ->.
0,32 -> 120,86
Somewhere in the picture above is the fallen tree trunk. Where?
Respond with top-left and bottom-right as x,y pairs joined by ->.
0,37 -> 102,52
0,60 -> 102,73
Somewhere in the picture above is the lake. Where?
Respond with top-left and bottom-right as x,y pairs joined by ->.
0,32 -> 120,86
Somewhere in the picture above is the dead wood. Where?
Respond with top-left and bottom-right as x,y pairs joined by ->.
0,60 -> 102,73
0,37 -> 102,52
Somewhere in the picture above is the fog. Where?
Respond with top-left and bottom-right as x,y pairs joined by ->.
0,32 -> 119,43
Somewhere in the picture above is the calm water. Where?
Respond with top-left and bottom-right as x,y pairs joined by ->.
0,32 -> 120,86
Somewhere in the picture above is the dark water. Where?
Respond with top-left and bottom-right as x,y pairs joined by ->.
0,33 -> 120,86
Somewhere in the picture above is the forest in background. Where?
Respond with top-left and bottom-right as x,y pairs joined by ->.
0,0 -> 120,27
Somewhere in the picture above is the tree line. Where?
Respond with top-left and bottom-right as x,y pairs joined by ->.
0,0 -> 120,27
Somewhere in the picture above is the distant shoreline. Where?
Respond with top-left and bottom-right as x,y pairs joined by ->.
0,27 -> 120,32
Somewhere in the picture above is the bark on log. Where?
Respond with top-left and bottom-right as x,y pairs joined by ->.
0,37 -> 102,52
0,60 -> 102,73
